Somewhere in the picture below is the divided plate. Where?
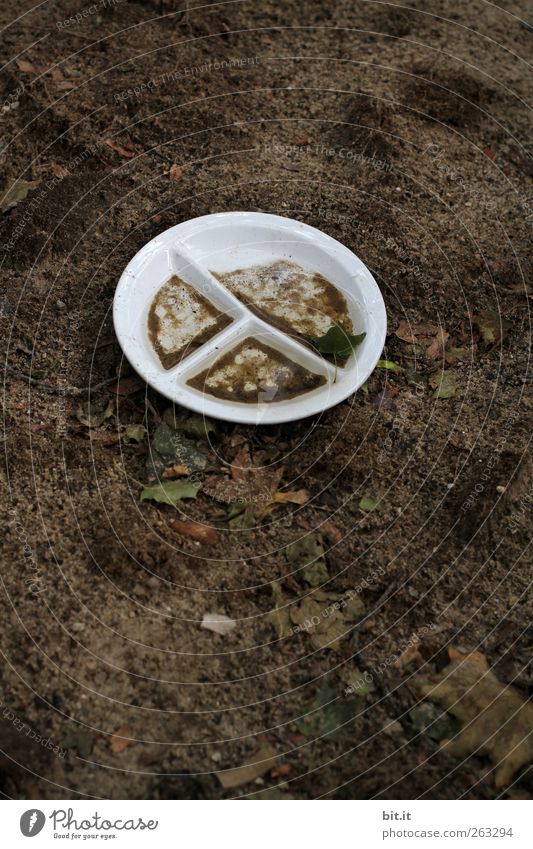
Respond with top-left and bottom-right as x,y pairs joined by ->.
113,212 -> 387,425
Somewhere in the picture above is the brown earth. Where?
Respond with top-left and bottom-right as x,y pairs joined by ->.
0,0 -> 531,800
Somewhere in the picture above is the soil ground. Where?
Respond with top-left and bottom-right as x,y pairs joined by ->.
0,0 -> 531,800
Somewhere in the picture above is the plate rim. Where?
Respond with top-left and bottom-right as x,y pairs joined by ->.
113,211 -> 387,425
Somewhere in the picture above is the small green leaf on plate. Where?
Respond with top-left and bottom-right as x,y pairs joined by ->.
359,495 -> 378,512
310,325 -> 366,360
139,480 -> 201,505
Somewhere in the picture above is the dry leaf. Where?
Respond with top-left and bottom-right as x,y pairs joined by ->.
293,135 -> 310,145
215,744 -> 278,789
204,447 -> 283,516
110,727 -> 131,753
1,180 -> 39,213
271,489 -> 310,507
395,320 -> 440,343
55,80 -> 76,90
426,327 -> 449,359
230,444 -> 252,481
201,613 -> 236,635
170,519 -> 218,545
287,533 -> 328,586
47,67 -> 64,82
289,589 -> 364,650
169,164 -> 183,180
124,423 -> 146,443
394,641 -> 422,669
76,398 -> 114,428
203,475 -> 243,503
395,320 -> 448,359
266,581 -> 292,639
429,369 -> 457,399
111,375 -> 144,396
270,764 -> 291,779
105,138 -> 136,158
472,311 -> 511,346
418,648 -> 533,787
51,163 -> 69,178
162,464 -> 190,479
320,520 -> 342,544
16,59 -> 35,73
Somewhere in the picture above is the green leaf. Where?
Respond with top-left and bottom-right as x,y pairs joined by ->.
147,422 -> 208,479
228,507 -> 255,534
289,589 -> 364,650
445,347 -> 472,364
76,398 -> 114,428
59,730 -> 94,758
296,684 -> 361,742
124,424 -> 146,442
286,533 -> 328,586
377,359 -> 404,373
162,407 -> 217,439
139,480 -> 201,505
266,581 -> 292,639
310,325 -> 366,360
227,500 -> 247,519
1,180 -> 39,213
343,667 -> 376,697
472,310 -> 511,347
409,703 -> 461,743
406,369 -> 426,390
429,369 -> 457,399
359,495 -> 378,512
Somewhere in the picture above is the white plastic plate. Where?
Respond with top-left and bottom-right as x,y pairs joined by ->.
113,212 -> 387,425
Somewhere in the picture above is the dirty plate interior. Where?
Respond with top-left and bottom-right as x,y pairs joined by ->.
113,212 -> 387,425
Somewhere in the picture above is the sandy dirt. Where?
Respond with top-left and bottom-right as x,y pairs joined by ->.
0,0 -> 531,800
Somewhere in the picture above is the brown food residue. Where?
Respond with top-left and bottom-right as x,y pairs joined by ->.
212,260 -> 352,340
187,338 -> 326,403
148,275 -> 231,369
